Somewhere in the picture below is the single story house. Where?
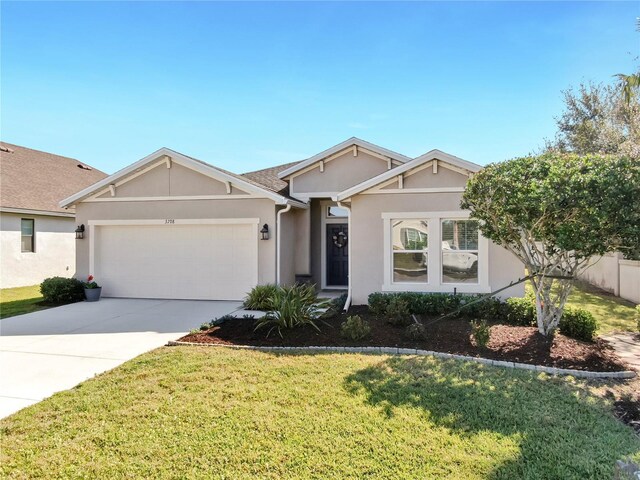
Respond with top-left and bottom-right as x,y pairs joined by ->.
60,138 -> 524,305
0,142 -> 107,288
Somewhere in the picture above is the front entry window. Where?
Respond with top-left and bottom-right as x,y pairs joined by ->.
392,220 -> 428,283
327,206 -> 349,218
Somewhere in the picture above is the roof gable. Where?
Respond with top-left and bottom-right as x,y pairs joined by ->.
277,137 -> 410,179
60,148 -> 307,208
336,149 -> 481,201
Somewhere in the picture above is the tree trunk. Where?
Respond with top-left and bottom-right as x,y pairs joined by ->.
530,276 -> 574,336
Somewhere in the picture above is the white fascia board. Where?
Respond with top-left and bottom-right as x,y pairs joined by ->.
60,147 -> 295,208
336,149 -> 481,201
277,137 -> 411,179
0,207 -> 75,218
413,149 -> 482,173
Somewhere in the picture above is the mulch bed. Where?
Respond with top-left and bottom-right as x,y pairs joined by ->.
178,306 -> 628,372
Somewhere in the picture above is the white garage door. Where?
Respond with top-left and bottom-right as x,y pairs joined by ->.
94,222 -> 258,300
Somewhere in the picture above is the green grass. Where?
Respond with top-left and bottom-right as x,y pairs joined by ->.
1,348 -> 638,479
526,281 -> 638,335
0,285 -> 47,319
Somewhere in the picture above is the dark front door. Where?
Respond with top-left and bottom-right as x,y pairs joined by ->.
326,224 -> 348,287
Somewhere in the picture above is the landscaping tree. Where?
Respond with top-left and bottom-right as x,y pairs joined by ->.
461,153 -> 640,336
546,81 -> 640,159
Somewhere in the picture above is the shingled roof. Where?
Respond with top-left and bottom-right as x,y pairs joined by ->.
0,142 -> 107,215
241,160 -> 301,195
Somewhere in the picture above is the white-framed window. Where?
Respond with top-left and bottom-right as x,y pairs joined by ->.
441,219 -> 479,284
21,218 -> 35,253
382,211 -> 489,293
391,219 -> 429,284
326,205 -> 349,218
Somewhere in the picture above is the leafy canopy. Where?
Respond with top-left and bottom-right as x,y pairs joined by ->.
461,153 -> 640,262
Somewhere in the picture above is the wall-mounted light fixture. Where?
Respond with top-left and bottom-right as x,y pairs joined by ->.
75,224 -> 85,240
260,224 -> 269,240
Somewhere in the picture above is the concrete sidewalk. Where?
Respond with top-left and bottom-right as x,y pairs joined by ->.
0,298 -> 240,418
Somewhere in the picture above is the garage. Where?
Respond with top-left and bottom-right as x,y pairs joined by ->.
92,220 -> 258,301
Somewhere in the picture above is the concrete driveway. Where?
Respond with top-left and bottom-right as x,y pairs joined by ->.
0,298 -> 241,418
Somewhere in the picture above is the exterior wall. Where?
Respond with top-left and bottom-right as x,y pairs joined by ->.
578,253 -> 640,304
391,165 -> 468,189
278,207 -> 297,286
293,207 -> 310,276
74,199 -> 277,285
290,151 -> 390,196
349,193 -> 524,305
0,212 -> 76,288
309,199 -> 322,287
96,163 -> 249,198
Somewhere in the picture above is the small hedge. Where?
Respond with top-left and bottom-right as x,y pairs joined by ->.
559,308 -> 598,342
504,296 -> 536,326
367,290 -> 597,342
40,277 -> 85,304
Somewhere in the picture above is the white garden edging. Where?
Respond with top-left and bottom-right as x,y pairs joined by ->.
166,341 -> 637,379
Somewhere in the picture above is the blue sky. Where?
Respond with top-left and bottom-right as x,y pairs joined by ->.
1,1 -> 638,174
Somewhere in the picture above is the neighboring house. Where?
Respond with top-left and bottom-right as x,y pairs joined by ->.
60,138 -> 524,304
0,143 -> 107,288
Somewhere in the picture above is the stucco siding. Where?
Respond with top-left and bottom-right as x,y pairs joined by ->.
309,200 -> 322,287
291,151 -> 390,195
278,207 -> 297,286
401,165 -> 468,189
0,212 -> 76,288
75,199 -> 277,286
349,193 -> 524,305
96,163 -> 249,198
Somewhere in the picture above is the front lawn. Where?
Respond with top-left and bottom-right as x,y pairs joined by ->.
526,281 -> 638,335
0,285 -> 46,319
1,348 -> 638,479
565,281 -> 638,335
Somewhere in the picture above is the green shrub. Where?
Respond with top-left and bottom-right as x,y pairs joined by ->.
254,286 -> 323,337
460,295 -> 504,320
333,293 -> 348,312
368,292 -> 390,316
385,297 -> 411,326
243,284 -> 279,310
504,296 -> 536,326
559,307 -> 598,342
40,277 -> 85,304
636,305 -> 640,333
340,315 -> 371,341
471,320 -> 491,348
405,322 -> 427,340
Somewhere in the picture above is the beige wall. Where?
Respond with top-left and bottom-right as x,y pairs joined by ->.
0,212 -> 76,288
75,199 -> 277,285
97,163 -> 249,198
291,151 -> 390,195
309,199 -> 322,287
382,165 -> 468,189
349,192 -> 524,305
293,207 -> 310,276
278,207 -> 297,286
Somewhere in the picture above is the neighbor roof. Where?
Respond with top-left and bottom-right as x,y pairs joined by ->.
0,142 -> 107,215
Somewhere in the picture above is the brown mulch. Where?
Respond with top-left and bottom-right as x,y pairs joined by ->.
178,306 -> 628,372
